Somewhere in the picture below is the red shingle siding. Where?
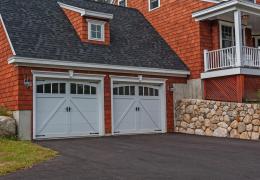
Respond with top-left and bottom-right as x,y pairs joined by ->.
62,8 -> 110,45
0,21 -> 19,110
125,0 -> 214,79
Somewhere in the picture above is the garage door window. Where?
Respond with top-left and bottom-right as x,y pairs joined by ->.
70,83 -> 97,95
37,82 -> 66,94
139,86 -> 159,96
113,86 -> 135,96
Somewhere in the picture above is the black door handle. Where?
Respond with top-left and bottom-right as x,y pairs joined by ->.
68,107 -> 71,112
66,107 -> 68,112
138,107 -> 140,111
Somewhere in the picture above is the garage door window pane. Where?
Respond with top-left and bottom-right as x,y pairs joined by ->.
139,86 -> 143,96
77,84 -> 83,94
91,86 -> 96,95
119,87 -> 124,95
60,83 -> 66,94
44,84 -> 51,94
125,86 -> 130,95
37,84 -> 44,93
155,89 -> 159,96
71,83 -> 76,94
149,88 -> 154,96
113,87 -> 118,95
52,83 -> 59,94
84,85 -> 90,94
144,87 -> 149,96
130,86 -> 135,95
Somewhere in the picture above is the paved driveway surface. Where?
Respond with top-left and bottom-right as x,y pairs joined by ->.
1,134 -> 260,180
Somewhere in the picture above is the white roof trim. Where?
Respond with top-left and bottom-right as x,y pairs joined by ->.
0,14 -> 16,55
192,0 -> 260,21
58,2 -> 113,19
201,67 -> 260,79
8,56 -> 190,77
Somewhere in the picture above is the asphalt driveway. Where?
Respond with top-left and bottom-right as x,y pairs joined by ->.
1,134 -> 260,180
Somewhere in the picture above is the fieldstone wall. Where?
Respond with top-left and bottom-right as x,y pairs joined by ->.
175,99 -> 260,140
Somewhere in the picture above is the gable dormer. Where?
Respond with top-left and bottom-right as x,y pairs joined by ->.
58,2 -> 113,45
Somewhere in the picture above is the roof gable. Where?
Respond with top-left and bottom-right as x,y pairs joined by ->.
0,0 -> 188,72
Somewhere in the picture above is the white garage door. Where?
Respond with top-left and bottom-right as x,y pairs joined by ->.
113,84 -> 163,134
35,79 -> 100,139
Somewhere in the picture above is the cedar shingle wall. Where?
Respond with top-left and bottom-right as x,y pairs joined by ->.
0,21 -> 19,110
125,0 -> 214,79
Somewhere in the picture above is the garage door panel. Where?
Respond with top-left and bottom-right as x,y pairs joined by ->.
113,98 -> 136,132
70,97 -> 99,134
113,83 -> 163,134
138,102 -> 161,131
35,80 -> 101,139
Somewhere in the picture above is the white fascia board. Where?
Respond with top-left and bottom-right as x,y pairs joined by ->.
201,68 -> 241,79
201,68 -> 260,79
84,10 -> 113,20
0,14 -> 16,55
8,56 -> 190,77
58,2 -> 113,19
192,0 -> 260,21
58,2 -> 85,15
110,75 -> 167,84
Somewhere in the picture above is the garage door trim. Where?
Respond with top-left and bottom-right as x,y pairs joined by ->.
110,75 -> 167,135
32,71 -> 105,139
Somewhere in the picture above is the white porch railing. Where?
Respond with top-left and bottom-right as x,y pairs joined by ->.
242,46 -> 260,68
204,46 -> 260,72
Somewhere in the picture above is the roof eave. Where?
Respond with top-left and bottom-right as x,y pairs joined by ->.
192,0 -> 260,21
58,2 -> 113,20
8,56 -> 190,77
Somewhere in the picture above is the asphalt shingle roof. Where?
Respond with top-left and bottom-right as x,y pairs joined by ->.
0,0 -> 189,71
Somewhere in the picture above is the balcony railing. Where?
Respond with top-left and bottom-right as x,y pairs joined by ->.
204,46 -> 260,72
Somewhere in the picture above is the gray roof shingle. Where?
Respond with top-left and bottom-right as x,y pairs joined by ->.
0,0 -> 189,72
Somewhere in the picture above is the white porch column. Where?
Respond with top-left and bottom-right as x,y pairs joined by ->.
234,10 -> 243,67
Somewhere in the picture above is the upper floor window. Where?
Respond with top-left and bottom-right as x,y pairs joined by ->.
87,19 -> 105,41
118,0 -> 127,7
149,0 -> 160,11
219,21 -> 245,48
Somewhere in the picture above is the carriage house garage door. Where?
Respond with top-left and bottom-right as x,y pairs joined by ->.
112,81 -> 166,135
35,79 -> 102,139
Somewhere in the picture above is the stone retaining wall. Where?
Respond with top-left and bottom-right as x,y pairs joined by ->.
175,99 -> 260,140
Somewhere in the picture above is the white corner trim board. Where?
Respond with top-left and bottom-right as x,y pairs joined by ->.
8,56 -> 190,77
201,68 -> 260,79
0,14 -> 16,56
58,2 -> 113,19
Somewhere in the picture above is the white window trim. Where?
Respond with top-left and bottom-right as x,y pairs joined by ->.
148,0 -> 160,12
219,20 -> 246,49
87,19 -> 106,42
118,0 -> 127,7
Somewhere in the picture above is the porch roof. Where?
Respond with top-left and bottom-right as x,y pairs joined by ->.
192,0 -> 260,21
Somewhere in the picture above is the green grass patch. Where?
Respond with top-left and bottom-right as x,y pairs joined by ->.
0,138 -> 58,176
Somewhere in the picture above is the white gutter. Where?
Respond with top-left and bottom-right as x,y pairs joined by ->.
58,2 -> 113,19
0,14 -> 16,55
192,0 -> 260,21
8,56 -> 190,77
